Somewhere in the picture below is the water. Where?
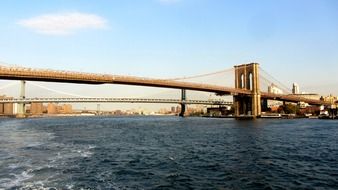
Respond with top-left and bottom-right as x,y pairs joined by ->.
0,116 -> 337,190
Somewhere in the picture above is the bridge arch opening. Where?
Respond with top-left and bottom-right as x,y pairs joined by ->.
240,74 -> 244,89
248,72 -> 253,91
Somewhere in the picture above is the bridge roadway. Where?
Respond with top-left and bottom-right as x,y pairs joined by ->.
0,66 -> 333,106
0,66 -> 249,95
0,97 -> 233,105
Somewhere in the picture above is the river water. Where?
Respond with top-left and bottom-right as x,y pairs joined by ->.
0,116 -> 337,190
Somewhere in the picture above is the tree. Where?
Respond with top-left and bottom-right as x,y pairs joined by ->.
278,104 -> 299,114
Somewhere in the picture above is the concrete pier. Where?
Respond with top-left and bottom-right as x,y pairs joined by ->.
16,80 -> 26,118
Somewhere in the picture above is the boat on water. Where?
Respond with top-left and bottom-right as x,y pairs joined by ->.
318,114 -> 335,119
260,113 -> 282,118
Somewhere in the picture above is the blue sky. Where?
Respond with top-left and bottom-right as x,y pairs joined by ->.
0,0 -> 338,94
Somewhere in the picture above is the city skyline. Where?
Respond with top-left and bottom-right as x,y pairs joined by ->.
0,0 -> 338,97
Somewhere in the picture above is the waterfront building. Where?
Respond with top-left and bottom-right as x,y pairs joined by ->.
323,94 -> 337,103
47,103 -> 73,114
171,106 -> 176,113
4,102 -> 14,115
31,103 -> 43,115
158,108 -> 169,115
176,106 -> 181,114
113,110 -> 123,115
47,103 -> 58,114
0,95 -> 17,115
0,95 -> 5,114
60,104 -> 73,114
0,103 -> 3,114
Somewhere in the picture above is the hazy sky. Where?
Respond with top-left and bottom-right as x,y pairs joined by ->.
0,0 -> 338,97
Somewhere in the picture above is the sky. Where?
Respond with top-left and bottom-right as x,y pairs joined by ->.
0,0 -> 338,106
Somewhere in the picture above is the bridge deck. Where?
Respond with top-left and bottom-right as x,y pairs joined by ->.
0,66 -> 250,95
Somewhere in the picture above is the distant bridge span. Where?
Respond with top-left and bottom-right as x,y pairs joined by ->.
0,97 -> 233,105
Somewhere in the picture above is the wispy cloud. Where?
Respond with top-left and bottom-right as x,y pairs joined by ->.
18,12 -> 107,36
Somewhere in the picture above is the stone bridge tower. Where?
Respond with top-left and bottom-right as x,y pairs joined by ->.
234,63 -> 261,118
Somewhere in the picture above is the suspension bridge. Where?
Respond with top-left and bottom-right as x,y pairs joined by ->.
0,62 -> 334,118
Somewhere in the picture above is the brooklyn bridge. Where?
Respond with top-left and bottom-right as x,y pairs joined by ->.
0,63 -> 335,118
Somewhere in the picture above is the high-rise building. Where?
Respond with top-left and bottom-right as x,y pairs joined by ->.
292,83 -> 300,94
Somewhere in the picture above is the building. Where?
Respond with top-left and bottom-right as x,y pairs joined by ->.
31,103 -> 44,115
0,95 -> 17,115
61,104 -> 73,114
4,103 -> 13,115
47,103 -> 73,114
268,83 -> 283,94
298,102 -> 309,109
2,96 -> 14,115
47,103 -> 58,114
207,105 -> 232,116
171,106 -> 176,113
267,84 -> 284,110
0,95 -> 4,114
322,94 -> 337,103
158,108 -> 169,115
176,106 -> 181,114
113,110 -> 123,115
0,103 -> 3,114
186,105 -> 204,116
292,83 -> 300,94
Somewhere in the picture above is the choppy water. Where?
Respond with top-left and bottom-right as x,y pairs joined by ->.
0,116 -> 337,190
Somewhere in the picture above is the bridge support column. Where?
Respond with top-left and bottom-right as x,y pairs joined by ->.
234,63 -> 261,118
16,80 -> 26,118
251,93 -> 261,117
96,104 -> 101,115
179,89 -> 186,117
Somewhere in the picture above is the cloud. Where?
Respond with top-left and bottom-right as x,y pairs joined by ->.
18,12 -> 107,35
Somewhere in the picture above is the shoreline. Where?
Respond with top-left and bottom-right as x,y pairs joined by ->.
0,114 -> 337,120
